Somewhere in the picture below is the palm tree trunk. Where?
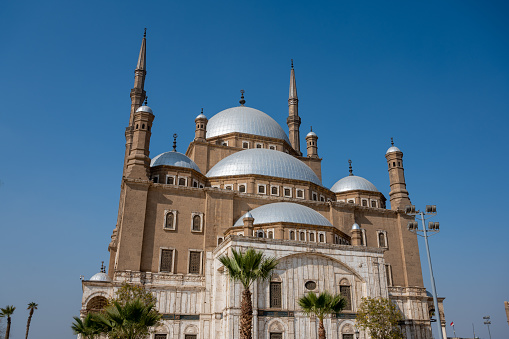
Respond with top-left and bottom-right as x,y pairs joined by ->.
25,310 -> 33,339
240,288 -> 253,339
318,317 -> 326,339
6,316 -> 11,339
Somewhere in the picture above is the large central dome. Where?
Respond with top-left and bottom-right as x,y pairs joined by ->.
206,106 -> 290,143
206,149 -> 322,186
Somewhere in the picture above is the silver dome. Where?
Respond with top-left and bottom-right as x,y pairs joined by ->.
306,131 -> 317,137
386,146 -> 401,154
352,222 -> 360,230
206,149 -> 322,186
206,106 -> 290,143
136,105 -> 153,114
331,175 -> 378,193
151,151 -> 202,173
234,202 -> 332,227
89,272 -> 112,282
195,113 -> 207,120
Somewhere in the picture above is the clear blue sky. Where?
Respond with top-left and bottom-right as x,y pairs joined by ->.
0,0 -> 508,338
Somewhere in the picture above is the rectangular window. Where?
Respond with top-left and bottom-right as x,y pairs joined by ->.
258,185 -> 266,194
385,264 -> 393,287
166,176 -> 175,185
371,200 -> 377,208
189,251 -> 201,274
270,334 -> 282,339
185,335 -> 197,339
296,189 -> 304,199
160,249 -> 173,273
152,175 -> 159,183
192,179 -> 199,188
271,186 -> 279,196
340,285 -> 352,310
362,199 -> 368,207
155,335 -> 167,339
283,187 -> 291,197
242,141 -> 249,149
256,143 -> 263,148
343,335 -> 354,339
270,282 -> 282,308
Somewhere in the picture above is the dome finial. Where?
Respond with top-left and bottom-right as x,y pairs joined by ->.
310,126 -> 313,132
391,137 -> 394,146
172,133 -> 178,152
144,96 -> 148,106
100,261 -> 105,273
291,59 -> 294,69
348,159 -> 353,176
144,27 -> 147,38
201,108 -> 203,114
239,89 -> 246,106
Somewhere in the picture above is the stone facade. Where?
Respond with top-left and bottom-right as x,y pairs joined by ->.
79,33 -> 445,339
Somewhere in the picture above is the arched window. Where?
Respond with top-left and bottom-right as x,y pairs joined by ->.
165,212 -> 174,229
192,215 -> 201,231
378,232 -> 386,248
339,279 -> 352,311
239,185 -> 246,193
179,178 -> 186,186
300,232 -> 305,241
319,233 -> 325,243
309,233 -> 315,242
86,296 -> 108,313
217,237 -> 223,246
271,186 -> 278,195
268,231 -> 273,239
289,231 -> 295,240
257,231 -> 264,238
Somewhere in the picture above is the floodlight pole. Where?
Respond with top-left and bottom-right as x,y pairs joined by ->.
420,211 -> 443,339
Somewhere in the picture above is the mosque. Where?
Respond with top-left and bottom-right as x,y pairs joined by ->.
80,32 -> 446,339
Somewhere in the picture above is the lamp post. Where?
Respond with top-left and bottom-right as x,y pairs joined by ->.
483,316 -> 492,339
355,329 -> 360,339
406,204 -> 443,339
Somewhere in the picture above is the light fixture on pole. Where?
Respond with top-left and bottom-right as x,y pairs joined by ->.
483,316 -> 491,339
406,204 -> 443,339
355,329 -> 360,339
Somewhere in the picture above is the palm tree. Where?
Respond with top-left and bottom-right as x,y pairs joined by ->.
25,302 -> 38,339
218,248 -> 278,339
71,313 -> 105,339
298,291 -> 347,339
0,305 -> 16,339
98,298 -> 162,339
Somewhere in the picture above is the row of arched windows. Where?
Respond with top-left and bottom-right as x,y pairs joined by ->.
164,211 -> 203,232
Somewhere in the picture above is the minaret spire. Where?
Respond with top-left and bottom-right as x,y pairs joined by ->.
130,28 -> 148,126
287,59 -> 301,155
136,28 -> 147,72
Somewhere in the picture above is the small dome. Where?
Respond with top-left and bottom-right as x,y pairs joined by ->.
244,211 -> 253,219
136,105 -> 153,114
234,202 -> 332,227
331,175 -> 378,193
351,223 -> 360,230
386,146 -> 401,154
206,106 -> 290,143
195,113 -> 207,120
89,272 -> 111,282
306,131 -> 317,138
151,151 -> 202,173
206,149 -> 322,186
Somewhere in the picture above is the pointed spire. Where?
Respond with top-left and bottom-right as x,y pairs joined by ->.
136,28 -> 147,71
172,133 -> 178,152
289,60 -> 298,100
348,159 -> 353,176
239,89 -> 246,106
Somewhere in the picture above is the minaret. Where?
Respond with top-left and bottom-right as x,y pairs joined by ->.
305,127 -> 318,158
123,29 -> 148,176
125,100 -> 154,179
385,138 -> 410,210
194,108 -> 208,142
287,60 -> 301,155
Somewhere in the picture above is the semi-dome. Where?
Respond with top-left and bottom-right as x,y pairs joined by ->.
151,151 -> 202,173
136,105 -> 153,114
89,272 -> 111,282
386,146 -> 401,154
206,149 -> 322,186
206,106 -> 290,143
234,202 -> 332,227
331,175 -> 378,193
